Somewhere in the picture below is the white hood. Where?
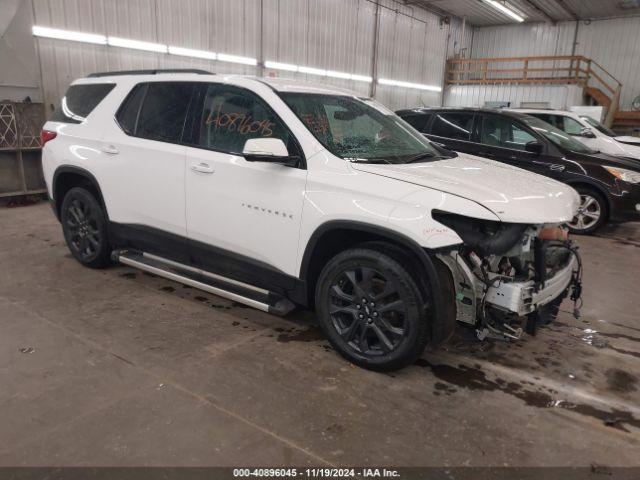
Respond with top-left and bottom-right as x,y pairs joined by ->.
615,136 -> 640,146
351,153 -> 580,224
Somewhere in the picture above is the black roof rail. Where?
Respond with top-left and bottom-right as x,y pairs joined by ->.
87,69 -> 213,78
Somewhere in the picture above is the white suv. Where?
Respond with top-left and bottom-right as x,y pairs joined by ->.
515,108 -> 640,160
42,70 -> 582,370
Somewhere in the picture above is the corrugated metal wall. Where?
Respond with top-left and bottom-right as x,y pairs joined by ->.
31,0 -> 465,113
464,17 -> 640,110
576,17 -> 640,110
445,84 -> 584,109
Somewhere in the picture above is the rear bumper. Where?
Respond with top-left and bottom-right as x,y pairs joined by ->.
485,255 -> 577,316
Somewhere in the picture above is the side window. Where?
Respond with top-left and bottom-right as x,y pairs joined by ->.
135,82 -> 194,143
402,114 -> 431,132
533,113 -> 563,130
195,84 -> 299,156
563,116 -> 583,135
116,84 -> 147,135
430,113 -> 474,141
481,116 -> 537,150
51,83 -> 115,123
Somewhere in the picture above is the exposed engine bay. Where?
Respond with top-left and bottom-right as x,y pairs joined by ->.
434,212 -> 583,341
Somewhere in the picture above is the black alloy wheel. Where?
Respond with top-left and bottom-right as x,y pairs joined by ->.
61,187 -> 111,268
315,246 -> 431,371
328,266 -> 407,356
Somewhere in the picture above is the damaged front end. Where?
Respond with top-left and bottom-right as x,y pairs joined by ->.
433,211 -> 583,341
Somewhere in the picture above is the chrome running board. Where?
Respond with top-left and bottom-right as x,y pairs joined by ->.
112,250 -> 296,316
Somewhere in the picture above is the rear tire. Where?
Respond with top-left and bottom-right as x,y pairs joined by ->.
567,186 -> 607,235
315,246 -> 431,371
60,187 -> 111,268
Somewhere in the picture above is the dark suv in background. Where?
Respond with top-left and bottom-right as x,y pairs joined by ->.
396,107 -> 640,234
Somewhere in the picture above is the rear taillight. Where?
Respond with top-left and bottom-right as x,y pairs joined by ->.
41,129 -> 57,146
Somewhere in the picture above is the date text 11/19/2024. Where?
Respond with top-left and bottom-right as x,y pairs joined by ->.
233,468 -> 401,478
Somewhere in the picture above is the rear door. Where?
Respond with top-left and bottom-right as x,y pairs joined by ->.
103,81 -> 195,260
425,111 -> 477,154
476,113 -> 567,180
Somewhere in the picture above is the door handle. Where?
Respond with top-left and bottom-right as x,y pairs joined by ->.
101,144 -> 119,155
549,164 -> 566,172
190,162 -> 214,174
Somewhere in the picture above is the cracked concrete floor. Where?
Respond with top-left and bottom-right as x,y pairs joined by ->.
1,202 -> 639,466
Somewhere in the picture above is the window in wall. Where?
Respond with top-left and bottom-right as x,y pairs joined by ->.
430,113 -> 474,141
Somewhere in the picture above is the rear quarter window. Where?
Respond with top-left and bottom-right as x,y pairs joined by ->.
51,83 -> 115,124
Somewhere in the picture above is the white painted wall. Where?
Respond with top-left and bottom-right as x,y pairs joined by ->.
0,0 -> 41,102
444,84 -> 583,110
26,0 -> 464,114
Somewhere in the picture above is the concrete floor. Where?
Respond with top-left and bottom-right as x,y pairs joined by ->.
1,202 -> 639,467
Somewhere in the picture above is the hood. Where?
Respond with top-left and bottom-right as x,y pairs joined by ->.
351,153 -> 579,224
615,136 -> 640,147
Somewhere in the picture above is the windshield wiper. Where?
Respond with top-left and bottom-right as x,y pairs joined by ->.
347,157 -> 393,164
405,152 -> 437,164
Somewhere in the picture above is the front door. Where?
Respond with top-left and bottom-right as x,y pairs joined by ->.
184,83 -> 307,286
476,113 -> 567,180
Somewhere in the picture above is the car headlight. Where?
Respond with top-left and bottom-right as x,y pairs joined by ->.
604,166 -> 640,184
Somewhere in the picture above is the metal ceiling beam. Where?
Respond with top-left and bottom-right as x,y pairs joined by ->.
520,0 -> 557,24
553,0 -> 580,20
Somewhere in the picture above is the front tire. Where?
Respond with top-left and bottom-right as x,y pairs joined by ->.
315,246 -> 431,371
567,187 -> 607,235
60,187 -> 111,268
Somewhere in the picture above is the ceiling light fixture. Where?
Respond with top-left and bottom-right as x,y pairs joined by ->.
378,78 -> 442,92
217,53 -> 257,66
168,46 -> 217,60
107,37 -> 168,53
32,26 -> 107,45
482,0 -> 525,22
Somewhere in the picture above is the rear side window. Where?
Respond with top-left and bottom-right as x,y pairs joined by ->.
402,113 -> 431,132
51,83 -> 115,124
116,82 -> 194,143
137,83 -> 194,143
431,112 -> 474,141
530,113 -> 583,136
116,84 -> 147,135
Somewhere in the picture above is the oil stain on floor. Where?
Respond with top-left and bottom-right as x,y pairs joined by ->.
414,359 -> 640,433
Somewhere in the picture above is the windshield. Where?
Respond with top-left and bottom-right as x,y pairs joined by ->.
521,115 -> 596,154
280,93 -> 448,163
581,116 -> 617,137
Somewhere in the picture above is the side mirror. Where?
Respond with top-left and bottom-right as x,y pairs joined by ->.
580,127 -> 596,138
525,141 -> 543,155
242,138 -> 300,167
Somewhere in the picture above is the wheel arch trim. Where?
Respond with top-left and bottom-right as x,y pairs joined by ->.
299,220 -> 452,343
52,165 -> 107,220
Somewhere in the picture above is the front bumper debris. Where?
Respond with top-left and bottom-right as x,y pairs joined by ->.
484,255 -> 577,316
